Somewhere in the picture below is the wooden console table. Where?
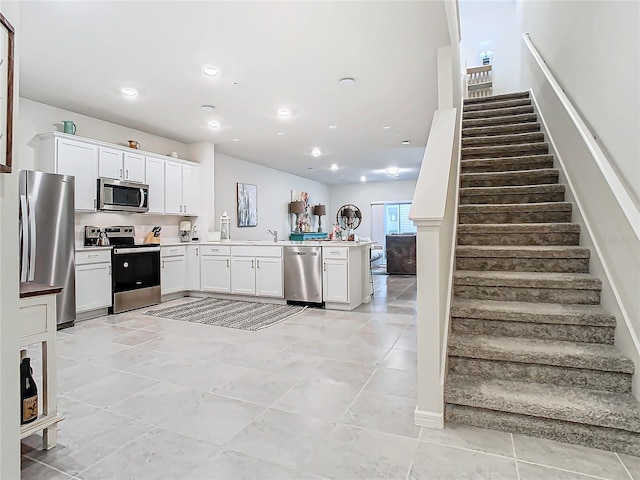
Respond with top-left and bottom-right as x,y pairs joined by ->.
19,283 -> 63,450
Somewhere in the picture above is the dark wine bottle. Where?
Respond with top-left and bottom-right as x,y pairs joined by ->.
20,357 -> 38,425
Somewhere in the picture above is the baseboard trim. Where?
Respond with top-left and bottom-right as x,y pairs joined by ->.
414,408 -> 444,429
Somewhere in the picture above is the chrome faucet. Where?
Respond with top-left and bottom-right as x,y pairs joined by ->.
267,229 -> 278,242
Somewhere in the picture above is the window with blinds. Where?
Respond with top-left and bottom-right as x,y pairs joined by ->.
384,202 -> 416,235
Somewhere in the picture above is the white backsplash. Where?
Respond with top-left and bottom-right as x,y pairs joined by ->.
75,212 -> 200,246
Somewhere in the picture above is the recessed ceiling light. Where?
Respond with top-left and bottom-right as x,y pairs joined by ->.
386,166 -> 400,176
277,132 -> 285,136
202,66 -> 219,76
232,138 -> 240,142
339,77 -> 356,86
208,120 -> 220,129
232,81 -> 239,87
395,133 -> 402,136
278,108 -> 291,117
329,125 -> 338,130
120,87 -> 137,97
308,167 -> 314,170
382,126 -> 391,130
401,140 -> 411,145
311,147 -> 322,157
201,105 -> 215,111
331,164 -> 338,171
360,176 -> 367,182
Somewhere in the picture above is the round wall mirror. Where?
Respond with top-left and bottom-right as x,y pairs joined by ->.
336,204 -> 362,230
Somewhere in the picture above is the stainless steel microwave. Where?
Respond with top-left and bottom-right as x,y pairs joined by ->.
97,178 -> 149,213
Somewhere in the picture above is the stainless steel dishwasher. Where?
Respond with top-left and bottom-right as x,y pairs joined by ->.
284,246 -> 323,305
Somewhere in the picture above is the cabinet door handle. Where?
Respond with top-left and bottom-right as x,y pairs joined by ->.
256,259 -> 260,269
162,260 -> 165,268
108,265 -> 111,275
323,262 -> 326,271
184,205 -> 187,213
87,254 -> 99,258
125,169 -> 129,179
119,168 -> 123,178
251,259 -> 254,269
196,248 -> 199,256
226,258 -> 230,268
179,205 -> 183,213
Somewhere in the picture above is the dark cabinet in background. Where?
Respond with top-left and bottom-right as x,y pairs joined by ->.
386,234 -> 416,275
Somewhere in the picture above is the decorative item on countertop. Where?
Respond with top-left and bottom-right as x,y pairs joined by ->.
62,120 -> 76,135
143,226 -> 161,244
179,221 -> 191,243
289,200 -> 305,234
20,351 -> 38,425
313,204 -> 326,233
237,183 -> 258,227
128,139 -> 140,149
220,211 -> 231,240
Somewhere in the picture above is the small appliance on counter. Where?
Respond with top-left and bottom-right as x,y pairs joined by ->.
179,221 -> 191,243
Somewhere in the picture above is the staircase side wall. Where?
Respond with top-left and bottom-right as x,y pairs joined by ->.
523,50 -> 640,398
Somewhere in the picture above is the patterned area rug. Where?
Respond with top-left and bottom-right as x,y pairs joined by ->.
145,297 -> 306,331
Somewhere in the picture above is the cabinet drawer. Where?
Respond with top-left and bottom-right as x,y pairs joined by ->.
323,247 -> 348,260
200,245 -> 231,256
76,249 -> 111,265
231,246 -> 282,258
18,303 -> 48,338
161,245 -> 187,257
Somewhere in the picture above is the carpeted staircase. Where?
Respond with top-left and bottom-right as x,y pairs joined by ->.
445,91 -> 640,456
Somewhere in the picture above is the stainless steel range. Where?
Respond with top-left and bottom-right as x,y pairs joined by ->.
85,226 -> 161,313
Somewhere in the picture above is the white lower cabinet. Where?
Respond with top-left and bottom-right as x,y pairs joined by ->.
322,247 -> 349,303
200,245 -> 231,293
230,246 -> 283,298
75,250 -> 112,313
161,246 -> 186,295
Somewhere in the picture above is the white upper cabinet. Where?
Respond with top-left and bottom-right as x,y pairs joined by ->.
56,138 -> 99,211
165,160 -> 200,216
98,148 -> 145,183
182,164 -> 200,216
164,160 -> 184,215
145,157 -> 165,214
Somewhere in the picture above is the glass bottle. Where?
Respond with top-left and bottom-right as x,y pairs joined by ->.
20,356 -> 38,425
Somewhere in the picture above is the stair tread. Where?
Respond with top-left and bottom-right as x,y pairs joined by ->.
462,123 -> 540,137
463,106 -> 534,119
464,91 -> 530,105
464,99 -> 532,112
459,202 -> 572,212
449,333 -> 634,373
461,168 -> 558,179
458,223 -> 580,233
456,245 -> 589,258
460,184 -> 565,195
462,113 -> 538,128
462,132 -> 543,144
463,142 -> 547,151
454,270 -> 602,289
451,298 -> 616,326
445,373 -> 640,432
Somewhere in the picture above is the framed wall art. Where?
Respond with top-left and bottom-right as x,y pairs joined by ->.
237,183 -> 257,227
0,12 -> 13,174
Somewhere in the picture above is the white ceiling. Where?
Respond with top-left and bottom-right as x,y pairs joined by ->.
18,1 -> 450,185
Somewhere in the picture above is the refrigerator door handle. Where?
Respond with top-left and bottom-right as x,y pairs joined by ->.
28,195 -> 37,282
20,194 -> 29,282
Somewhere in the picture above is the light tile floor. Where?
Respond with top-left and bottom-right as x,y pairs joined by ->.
20,274 -> 638,480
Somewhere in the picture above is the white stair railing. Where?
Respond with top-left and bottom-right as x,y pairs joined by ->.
466,65 -> 493,98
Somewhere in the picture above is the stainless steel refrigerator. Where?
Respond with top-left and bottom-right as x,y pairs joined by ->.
19,170 -> 76,328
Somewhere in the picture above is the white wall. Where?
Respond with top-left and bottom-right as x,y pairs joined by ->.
519,0 -> 640,205
214,153 -> 329,241
459,0 -> 521,95
0,2 -> 21,477
328,180 -> 417,240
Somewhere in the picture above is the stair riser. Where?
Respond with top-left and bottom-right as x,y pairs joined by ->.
463,123 -> 541,138
453,285 -> 601,305
462,144 -> 548,160
448,357 -> 630,393
464,98 -> 532,112
457,232 -> 580,246
462,133 -> 544,147
459,191 -> 565,205
451,318 -> 615,344
455,257 -> 589,273
461,158 -> 554,174
463,114 -> 538,129
444,405 -> 640,456
460,172 -> 558,188
463,106 -> 534,120
464,92 -> 530,105
459,211 -> 572,224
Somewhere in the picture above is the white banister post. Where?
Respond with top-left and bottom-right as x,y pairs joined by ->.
414,222 -> 445,428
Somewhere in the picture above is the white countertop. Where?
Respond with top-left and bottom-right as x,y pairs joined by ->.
75,246 -> 113,252
159,240 -> 372,248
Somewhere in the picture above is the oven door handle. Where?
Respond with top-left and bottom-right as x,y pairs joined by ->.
114,246 -> 160,254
